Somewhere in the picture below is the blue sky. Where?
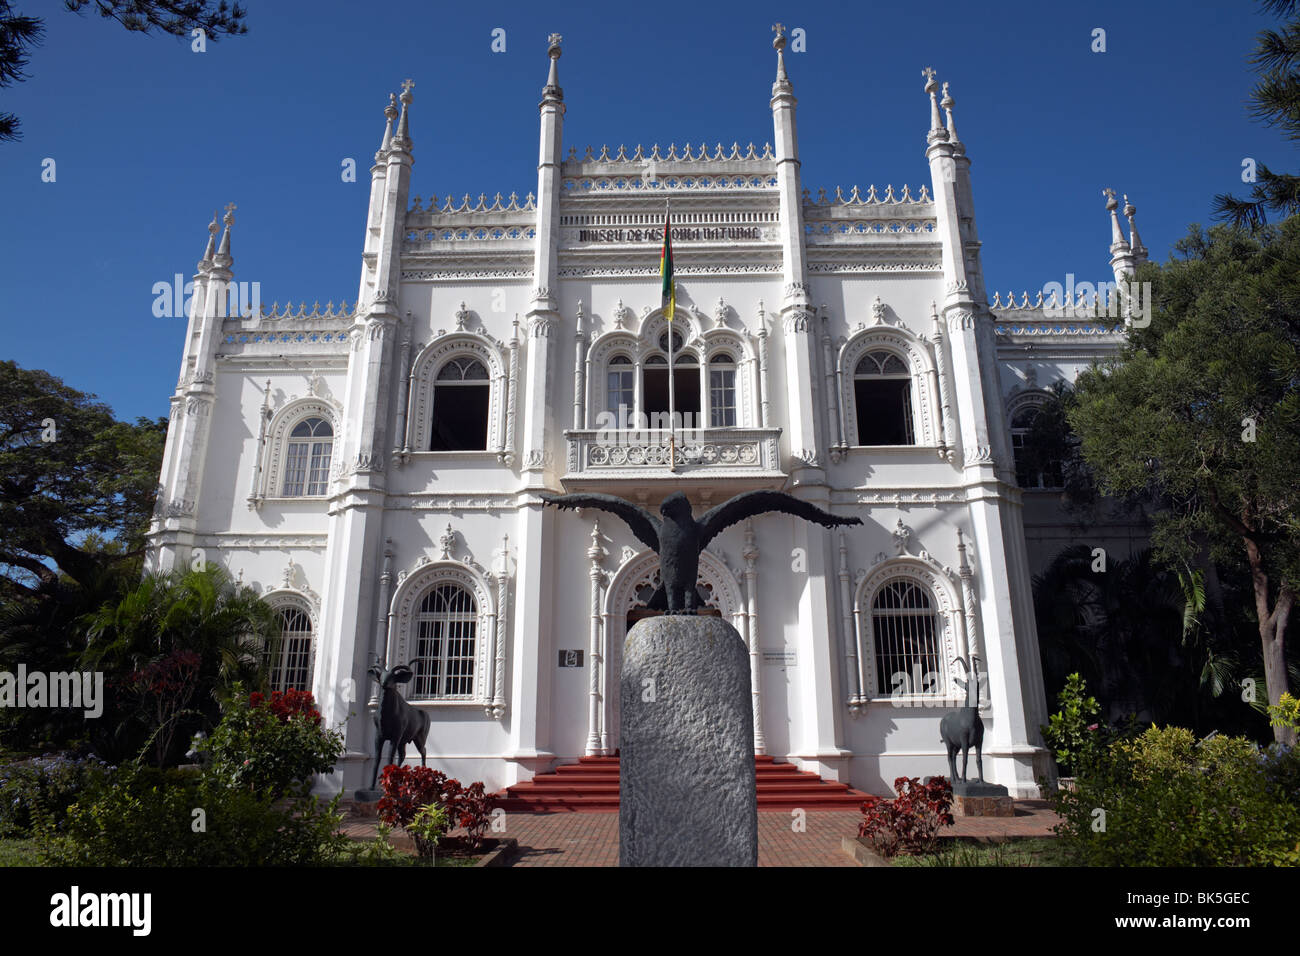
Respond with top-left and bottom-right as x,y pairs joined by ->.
0,0 -> 1282,421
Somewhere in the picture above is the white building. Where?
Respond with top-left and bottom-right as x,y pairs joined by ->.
146,30 -> 1150,800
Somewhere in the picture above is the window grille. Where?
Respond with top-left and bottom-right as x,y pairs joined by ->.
266,605 -> 313,692
870,579 -> 942,696
411,583 -> 477,699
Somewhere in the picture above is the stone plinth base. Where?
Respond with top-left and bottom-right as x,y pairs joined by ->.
953,793 -> 1015,817
620,615 -> 757,867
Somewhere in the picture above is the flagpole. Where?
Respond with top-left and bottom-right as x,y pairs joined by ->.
666,200 -> 676,473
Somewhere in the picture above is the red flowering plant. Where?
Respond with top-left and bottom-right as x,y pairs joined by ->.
377,765 -> 450,830
857,776 -> 955,857
200,684 -> 343,798
451,782 -> 495,849
378,766 -> 497,850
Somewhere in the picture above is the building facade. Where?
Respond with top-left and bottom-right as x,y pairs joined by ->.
146,31 -> 1150,799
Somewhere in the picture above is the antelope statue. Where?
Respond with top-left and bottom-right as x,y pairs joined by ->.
939,655 -> 984,784
367,663 -> 431,792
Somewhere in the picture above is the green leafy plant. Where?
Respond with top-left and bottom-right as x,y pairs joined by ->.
0,753 -> 112,837
1269,692 -> 1300,733
38,764 -> 347,866
1041,673 -> 1103,776
1047,725 -> 1300,866
407,803 -> 450,861
200,686 -> 343,798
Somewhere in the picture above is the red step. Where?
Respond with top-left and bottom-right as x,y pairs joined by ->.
494,754 -> 871,813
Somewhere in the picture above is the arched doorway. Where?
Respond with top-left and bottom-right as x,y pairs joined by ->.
600,549 -> 745,753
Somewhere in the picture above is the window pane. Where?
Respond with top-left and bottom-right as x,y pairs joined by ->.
283,443 -> 308,496
307,441 -> 332,495
710,368 -> 736,427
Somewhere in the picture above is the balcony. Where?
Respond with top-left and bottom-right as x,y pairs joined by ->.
561,427 -> 786,492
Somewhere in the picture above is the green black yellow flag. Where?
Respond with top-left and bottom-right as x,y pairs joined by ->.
660,211 -> 675,322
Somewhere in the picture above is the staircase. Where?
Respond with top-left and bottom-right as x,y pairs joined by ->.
494,754 -> 871,812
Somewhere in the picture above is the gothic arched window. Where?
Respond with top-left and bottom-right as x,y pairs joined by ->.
870,578 -> 942,697
431,357 -> 490,451
265,602 -> 314,692
282,417 -> 333,496
411,582 -> 478,699
708,353 -> 737,427
854,350 -> 914,445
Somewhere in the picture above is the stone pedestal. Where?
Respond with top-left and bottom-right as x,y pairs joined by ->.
952,780 -> 1013,817
620,615 -> 757,867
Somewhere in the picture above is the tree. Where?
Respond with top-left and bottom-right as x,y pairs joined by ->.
0,361 -> 165,751
1068,221 -> 1300,744
1213,0 -> 1300,230
0,360 -> 165,598
0,0 -> 247,142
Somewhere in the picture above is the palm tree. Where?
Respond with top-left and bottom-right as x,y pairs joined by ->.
82,564 -> 280,765
1033,545 -> 1245,731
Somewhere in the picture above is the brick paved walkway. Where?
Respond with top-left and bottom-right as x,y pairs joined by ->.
340,801 -> 1060,866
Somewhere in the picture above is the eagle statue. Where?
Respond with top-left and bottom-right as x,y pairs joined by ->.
538,490 -> 862,614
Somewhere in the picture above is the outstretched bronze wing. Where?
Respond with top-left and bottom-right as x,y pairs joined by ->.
697,490 -> 863,549
536,492 -> 662,552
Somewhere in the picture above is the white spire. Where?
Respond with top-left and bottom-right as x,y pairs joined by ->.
1124,194 -> 1147,262
923,67 -> 947,143
542,32 -> 563,105
772,23 -> 793,96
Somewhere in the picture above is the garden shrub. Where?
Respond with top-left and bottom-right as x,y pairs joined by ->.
407,803 -> 451,860
377,765 -> 496,850
39,764 -> 347,866
858,776 -> 954,858
200,687 -> 343,798
0,753 -> 112,837
1048,725 -> 1300,866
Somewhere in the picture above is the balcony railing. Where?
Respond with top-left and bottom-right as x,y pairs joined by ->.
563,427 -> 784,481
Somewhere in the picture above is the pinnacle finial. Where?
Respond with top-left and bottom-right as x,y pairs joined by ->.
542,32 -> 563,102
394,79 -> 414,148
772,22 -> 792,93
923,68 -> 946,141
215,203 -> 234,263
200,211 -> 219,266
1124,193 -> 1146,259
1105,187 -> 1128,250
378,93 -> 397,152
941,81 -> 960,147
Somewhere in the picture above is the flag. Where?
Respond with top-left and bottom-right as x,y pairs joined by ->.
659,210 -> 674,322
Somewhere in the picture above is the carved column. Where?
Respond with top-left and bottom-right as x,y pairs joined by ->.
742,520 -> 766,755
756,305 -> 772,428
486,534 -> 511,719
820,311 -> 842,462
371,539 -> 394,708
492,547 -> 510,718
837,529 -> 861,710
957,528 -> 984,701
392,320 -> 413,462
501,316 -> 520,466
586,522 -> 607,755
247,379 -> 271,509
930,301 -> 956,461
573,302 -> 587,431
